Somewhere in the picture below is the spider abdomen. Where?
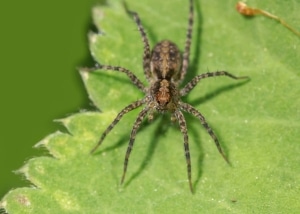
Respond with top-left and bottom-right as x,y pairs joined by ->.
150,40 -> 182,81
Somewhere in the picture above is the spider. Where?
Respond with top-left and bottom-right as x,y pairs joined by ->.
86,0 -> 248,193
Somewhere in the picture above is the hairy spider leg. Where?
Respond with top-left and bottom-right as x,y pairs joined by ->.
124,3 -> 152,82
95,64 -> 147,92
177,0 -> 194,83
180,71 -> 249,96
121,107 -> 149,184
180,101 -> 230,163
174,110 -> 193,193
90,99 -> 145,154
83,64 -> 146,92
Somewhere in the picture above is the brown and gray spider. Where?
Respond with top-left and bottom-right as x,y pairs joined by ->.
86,0 -> 248,193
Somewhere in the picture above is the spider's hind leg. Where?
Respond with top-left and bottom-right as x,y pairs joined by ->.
123,1 -> 152,82
180,0 -> 194,82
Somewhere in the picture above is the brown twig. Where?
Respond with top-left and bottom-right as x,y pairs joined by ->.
236,1 -> 300,37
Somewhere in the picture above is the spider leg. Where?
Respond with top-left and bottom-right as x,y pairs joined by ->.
174,110 -> 193,193
123,2 -> 152,82
179,101 -> 229,163
179,0 -> 194,82
90,99 -> 145,154
180,71 -> 249,96
121,107 -> 149,184
83,65 -> 147,93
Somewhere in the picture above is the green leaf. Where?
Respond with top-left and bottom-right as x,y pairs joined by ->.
1,0 -> 300,213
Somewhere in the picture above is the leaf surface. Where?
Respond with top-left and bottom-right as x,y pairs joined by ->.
1,0 -> 300,213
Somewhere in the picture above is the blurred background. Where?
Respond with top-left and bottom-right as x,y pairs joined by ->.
0,0 -> 103,198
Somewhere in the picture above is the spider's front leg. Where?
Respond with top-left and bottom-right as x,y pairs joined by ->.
121,107 -> 149,184
90,99 -> 145,154
179,101 -> 230,164
174,110 -> 193,193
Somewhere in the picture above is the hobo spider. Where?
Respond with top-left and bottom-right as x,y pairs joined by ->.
86,0 -> 248,192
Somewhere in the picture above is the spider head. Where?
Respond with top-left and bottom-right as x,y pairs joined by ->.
155,79 -> 171,106
150,79 -> 179,112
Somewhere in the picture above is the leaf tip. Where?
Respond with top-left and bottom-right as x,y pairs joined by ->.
79,69 -> 91,82
14,163 -> 30,180
88,31 -> 99,45
92,6 -> 105,27
34,137 -> 50,149
0,199 -> 6,207
34,130 -> 63,149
